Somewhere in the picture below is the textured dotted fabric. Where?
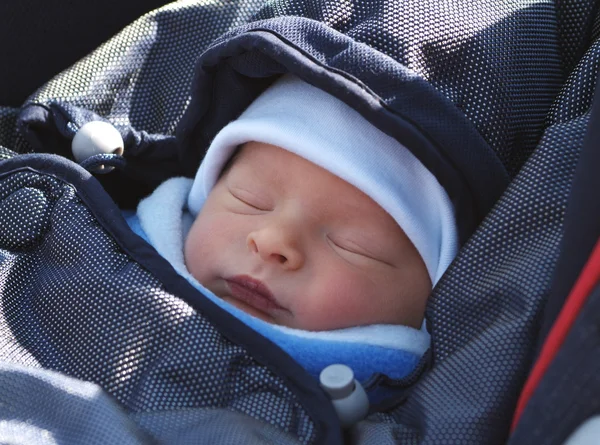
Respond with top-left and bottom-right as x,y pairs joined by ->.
0,170 -> 315,444
0,1 -> 598,444
0,108 -> 17,151
15,0 -> 581,179
0,363 -> 148,445
508,278 -> 600,444
362,32 -> 600,445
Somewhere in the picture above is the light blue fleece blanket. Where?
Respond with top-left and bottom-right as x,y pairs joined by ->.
124,178 -> 430,383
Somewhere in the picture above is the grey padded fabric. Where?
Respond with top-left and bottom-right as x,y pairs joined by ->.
0,362 -> 305,445
0,363 -> 148,445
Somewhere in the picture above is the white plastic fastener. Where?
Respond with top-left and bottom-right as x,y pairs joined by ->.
319,364 -> 370,428
562,416 -> 600,445
71,121 -> 124,172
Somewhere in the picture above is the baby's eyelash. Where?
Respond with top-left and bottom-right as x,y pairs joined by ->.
327,235 -> 392,266
329,236 -> 371,258
229,189 -> 270,211
233,195 -> 264,210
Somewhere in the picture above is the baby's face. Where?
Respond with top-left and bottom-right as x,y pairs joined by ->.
184,142 -> 431,331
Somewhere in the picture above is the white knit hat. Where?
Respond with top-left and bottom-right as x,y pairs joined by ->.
188,75 -> 458,284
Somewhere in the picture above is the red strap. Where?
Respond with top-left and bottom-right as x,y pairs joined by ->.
511,237 -> 600,432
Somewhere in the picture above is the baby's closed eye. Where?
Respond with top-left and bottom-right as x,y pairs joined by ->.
228,186 -> 272,211
326,234 -> 393,267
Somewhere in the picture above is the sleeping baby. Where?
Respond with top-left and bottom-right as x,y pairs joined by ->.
126,74 -> 458,383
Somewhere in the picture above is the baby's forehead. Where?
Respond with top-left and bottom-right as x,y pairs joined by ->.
225,142 -> 309,178
226,142 -> 328,181
232,142 -> 288,164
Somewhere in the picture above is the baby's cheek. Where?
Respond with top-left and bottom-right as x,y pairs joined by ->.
185,214 -> 227,280
300,268 -> 377,330
183,223 -> 209,281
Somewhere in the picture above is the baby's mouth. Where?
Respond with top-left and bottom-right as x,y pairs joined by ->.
224,275 -> 288,318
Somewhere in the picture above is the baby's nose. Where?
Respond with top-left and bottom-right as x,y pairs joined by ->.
246,226 -> 304,270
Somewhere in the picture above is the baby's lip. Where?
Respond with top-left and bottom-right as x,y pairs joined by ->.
225,275 -> 288,315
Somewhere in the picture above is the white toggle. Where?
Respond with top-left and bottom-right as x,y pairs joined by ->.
320,364 -> 370,428
563,417 -> 600,445
72,121 -> 124,172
